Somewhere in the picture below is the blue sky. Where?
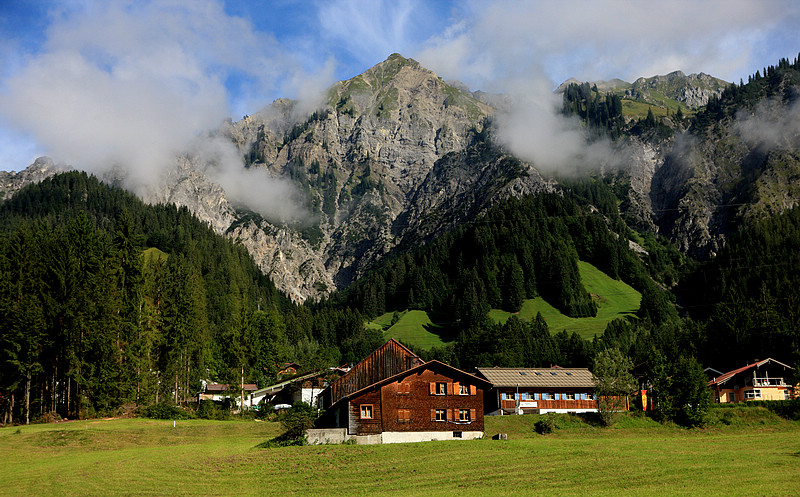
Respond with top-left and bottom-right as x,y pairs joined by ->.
0,0 -> 798,172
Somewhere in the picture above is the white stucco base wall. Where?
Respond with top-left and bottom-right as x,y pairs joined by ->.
380,431 -> 484,444
306,429 -> 484,445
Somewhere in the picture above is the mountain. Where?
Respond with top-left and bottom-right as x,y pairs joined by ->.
198,54 -> 551,302
557,71 -> 728,118
5,54 -> 800,304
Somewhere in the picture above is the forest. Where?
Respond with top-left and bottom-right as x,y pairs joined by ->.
2,56 -> 800,425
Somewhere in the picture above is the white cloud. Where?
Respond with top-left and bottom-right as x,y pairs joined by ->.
412,0 -> 800,172
0,0 -> 327,220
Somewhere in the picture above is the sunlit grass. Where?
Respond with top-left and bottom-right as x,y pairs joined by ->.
1,410 -> 797,496
491,261 -> 641,339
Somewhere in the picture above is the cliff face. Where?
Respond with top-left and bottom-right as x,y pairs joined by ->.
165,54 -> 519,302
5,55 -> 798,301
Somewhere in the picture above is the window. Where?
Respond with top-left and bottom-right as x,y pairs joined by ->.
785,390 -> 790,400
430,382 -> 447,395
502,392 -> 516,400
397,409 -> 411,423
397,382 -> 411,395
744,390 -> 762,400
459,384 -> 470,395
459,409 -> 471,421
541,392 -> 553,400
452,431 -> 462,438
435,409 -> 447,421
728,392 -> 736,402
520,392 -> 529,400
360,404 -> 373,419
564,392 -> 576,400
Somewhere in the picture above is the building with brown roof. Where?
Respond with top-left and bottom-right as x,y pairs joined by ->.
707,358 -> 795,403
311,339 -> 491,444
476,367 -> 599,415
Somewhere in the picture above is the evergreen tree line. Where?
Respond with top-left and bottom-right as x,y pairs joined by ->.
0,173 -> 328,424
335,189 -> 676,325
562,83 -> 625,138
692,53 -> 800,134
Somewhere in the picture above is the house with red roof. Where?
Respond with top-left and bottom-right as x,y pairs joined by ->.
707,358 -> 796,403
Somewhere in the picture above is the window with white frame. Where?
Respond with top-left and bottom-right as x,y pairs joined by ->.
360,404 -> 373,419
744,390 -> 761,400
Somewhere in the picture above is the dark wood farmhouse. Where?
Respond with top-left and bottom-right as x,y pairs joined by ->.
476,367 -> 600,415
311,339 -> 491,444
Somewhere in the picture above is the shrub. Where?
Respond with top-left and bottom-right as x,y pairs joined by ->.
138,403 -> 192,420
534,416 -> 556,435
278,402 -> 318,440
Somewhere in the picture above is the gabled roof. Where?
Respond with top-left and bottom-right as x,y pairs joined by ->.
476,367 -> 595,389
205,383 -> 258,393
330,360 -> 492,406
329,339 -> 424,404
251,370 -> 326,397
707,358 -> 794,387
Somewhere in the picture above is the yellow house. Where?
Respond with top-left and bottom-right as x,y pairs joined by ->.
708,358 -> 795,403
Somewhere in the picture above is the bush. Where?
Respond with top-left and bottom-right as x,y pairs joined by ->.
196,400 -> 230,420
138,403 -> 192,420
278,402 -> 318,440
534,416 -> 556,435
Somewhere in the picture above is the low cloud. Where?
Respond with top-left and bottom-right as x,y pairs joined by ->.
734,95 -> 800,150
0,0 -> 327,221
413,0 -> 799,173
189,136 -> 308,223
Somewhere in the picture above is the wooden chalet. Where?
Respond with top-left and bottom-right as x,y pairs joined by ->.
708,358 -> 796,403
311,339 -> 491,444
476,367 -> 600,415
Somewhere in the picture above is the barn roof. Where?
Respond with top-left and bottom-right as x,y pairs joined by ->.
476,367 -> 595,389
707,358 -> 794,387
330,360 -> 492,406
329,339 -> 424,405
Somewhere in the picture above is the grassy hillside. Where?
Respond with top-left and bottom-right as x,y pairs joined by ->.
1,409 -> 797,496
368,310 -> 451,349
369,261 -> 641,349
490,261 -> 641,339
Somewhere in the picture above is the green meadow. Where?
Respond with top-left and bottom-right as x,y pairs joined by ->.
1,407 -> 798,496
491,261 -> 641,339
372,261 -> 641,349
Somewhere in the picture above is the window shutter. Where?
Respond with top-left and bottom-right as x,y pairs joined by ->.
447,409 -> 452,421
430,382 -> 436,395
453,382 -> 460,394
470,409 -> 476,421
470,384 -> 476,395
431,409 -> 435,421
447,382 -> 453,395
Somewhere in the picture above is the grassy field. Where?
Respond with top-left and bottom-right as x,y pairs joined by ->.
368,310 -> 451,349
490,261 -> 641,339
1,408 -> 798,496
369,262 -> 641,349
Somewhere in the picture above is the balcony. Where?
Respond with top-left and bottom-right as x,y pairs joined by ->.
752,377 -> 786,387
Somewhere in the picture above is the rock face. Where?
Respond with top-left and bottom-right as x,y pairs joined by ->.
179,54 -> 512,302
0,157 -> 64,201
557,71 -> 728,110
4,56 -> 796,301
627,71 -> 727,108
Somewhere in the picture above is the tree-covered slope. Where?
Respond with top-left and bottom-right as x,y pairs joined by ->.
0,172 -> 291,421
